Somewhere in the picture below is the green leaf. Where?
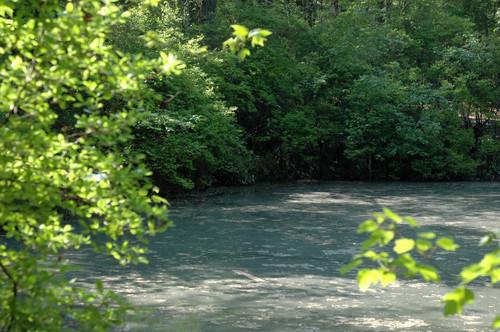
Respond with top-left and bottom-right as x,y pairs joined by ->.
339,258 -> 362,274
96,279 -> 103,292
358,269 -> 381,291
159,52 -> 186,75
397,253 -> 417,273
231,25 -> 249,38
372,212 -> 385,224
223,38 -> 238,53
394,238 -> 415,254
417,264 -> 439,282
381,271 -> 396,286
0,5 -> 14,17
375,229 -> 394,245
444,300 -> 459,316
65,2 -> 74,13
383,208 -> 403,223
362,237 -> 378,250
249,29 -> 272,47
491,268 -> 500,284
358,219 -> 378,233
460,264 -> 483,284
111,251 -> 121,261
493,315 -> 500,329
478,252 -> 500,270
362,250 -> 379,260
479,234 -> 493,246
436,237 -> 459,251
249,29 -> 272,38
442,287 -> 474,316
416,239 -> 433,252
418,232 -> 436,240
237,48 -> 251,60
251,36 -> 266,47
403,216 -> 419,227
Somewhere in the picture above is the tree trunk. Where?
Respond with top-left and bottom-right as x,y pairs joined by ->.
330,0 -> 340,16
368,155 -> 373,181
377,0 -> 392,22
201,0 -> 217,19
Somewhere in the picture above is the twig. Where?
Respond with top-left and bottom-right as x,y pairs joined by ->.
0,261 -> 17,332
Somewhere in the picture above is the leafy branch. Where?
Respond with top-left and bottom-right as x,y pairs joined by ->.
223,25 -> 272,60
341,209 -> 499,329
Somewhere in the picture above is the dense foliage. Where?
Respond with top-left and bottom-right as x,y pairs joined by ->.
128,0 -> 499,191
0,0 -> 269,328
110,6 -> 255,191
0,0 -> 180,330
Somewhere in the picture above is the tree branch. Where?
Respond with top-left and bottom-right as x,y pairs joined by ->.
0,261 -> 17,332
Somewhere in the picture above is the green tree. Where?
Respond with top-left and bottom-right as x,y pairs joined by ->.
110,4 -> 256,191
344,75 -> 407,179
0,0 -> 183,330
0,0 -> 269,329
454,0 -> 500,36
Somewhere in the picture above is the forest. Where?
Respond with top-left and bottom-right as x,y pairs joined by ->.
0,0 -> 499,331
122,0 -> 500,192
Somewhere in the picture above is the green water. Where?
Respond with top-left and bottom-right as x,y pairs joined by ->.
75,182 -> 500,331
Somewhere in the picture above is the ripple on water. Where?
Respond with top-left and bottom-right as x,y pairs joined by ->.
70,182 -> 500,332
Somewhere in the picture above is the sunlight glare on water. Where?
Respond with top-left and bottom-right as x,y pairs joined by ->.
73,182 -> 500,332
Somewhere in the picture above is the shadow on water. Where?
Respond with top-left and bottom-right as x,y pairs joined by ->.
70,182 -> 500,332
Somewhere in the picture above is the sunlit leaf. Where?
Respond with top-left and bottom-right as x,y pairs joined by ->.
362,250 -> 379,260
491,268 -> 500,283
436,237 -> 459,251
460,264 -> 483,283
358,269 -> 381,291
0,5 -> 13,17
479,234 -> 494,246
379,229 -> 395,245
418,232 -> 436,240
394,238 -> 415,254
416,239 -> 433,252
358,219 -> 378,233
159,52 -> 186,75
383,208 -> 403,223
238,48 -> 251,60
65,2 -> 74,13
249,29 -> 272,38
417,264 -> 439,282
493,315 -> 500,328
381,271 -> 396,286
231,24 -> 249,38
403,216 -> 419,227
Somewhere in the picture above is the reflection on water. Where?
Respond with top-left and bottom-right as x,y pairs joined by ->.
71,182 -> 500,331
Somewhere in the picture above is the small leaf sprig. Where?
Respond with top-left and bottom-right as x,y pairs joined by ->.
442,231 -> 499,327
223,25 -> 272,60
342,209 -> 499,329
341,208 -> 458,290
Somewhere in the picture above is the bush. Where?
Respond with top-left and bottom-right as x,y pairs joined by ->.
112,4 -> 254,192
0,1 -> 171,330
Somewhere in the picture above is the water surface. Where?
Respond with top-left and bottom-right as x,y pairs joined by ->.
75,182 -> 500,331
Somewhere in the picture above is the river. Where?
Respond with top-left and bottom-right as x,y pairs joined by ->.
73,182 -> 500,331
